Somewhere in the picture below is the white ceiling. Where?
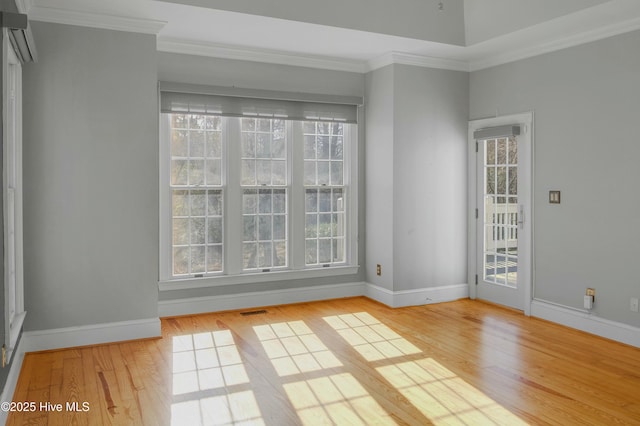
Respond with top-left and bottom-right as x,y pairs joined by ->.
19,0 -> 640,73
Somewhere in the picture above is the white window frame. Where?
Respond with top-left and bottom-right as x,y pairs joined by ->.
159,114 -> 359,291
3,30 -> 26,359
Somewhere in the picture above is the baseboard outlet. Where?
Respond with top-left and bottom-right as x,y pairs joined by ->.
531,299 -> 640,348
365,283 -> 469,308
159,282 -> 367,317
0,336 -> 26,424
22,317 -> 162,353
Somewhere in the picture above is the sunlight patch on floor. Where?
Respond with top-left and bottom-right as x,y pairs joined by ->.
171,390 -> 264,426
323,312 -> 422,361
377,358 -> 526,425
284,373 -> 395,425
172,331 -> 264,425
253,320 -> 342,377
172,330 -> 250,395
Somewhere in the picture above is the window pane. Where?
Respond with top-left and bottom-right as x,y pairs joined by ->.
171,130 -> 188,157
306,240 -> 317,264
243,243 -> 257,269
191,246 -> 205,273
258,242 -> 272,267
330,136 -> 343,160
208,190 -> 222,216
258,216 -> 272,241
190,130 -> 205,157
243,190 -> 257,214
190,218 -> 206,244
331,161 -> 343,185
273,215 -> 286,240
304,161 -> 316,185
189,160 -> 205,185
273,190 -> 286,214
304,135 -> 316,159
173,247 -> 189,275
173,190 -> 189,216
173,218 -> 189,245
274,242 -> 286,267
190,190 -> 206,216
318,240 -> 331,263
206,159 -> 221,185
208,217 -> 222,244
317,162 -> 330,185
244,216 -> 257,241
207,245 -> 222,272
171,160 -> 188,185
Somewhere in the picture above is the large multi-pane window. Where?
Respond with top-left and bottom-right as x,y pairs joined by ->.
304,122 -> 345,265
160,87 -> 358,282
241,118 -> 288,270
169,115 -> 224,276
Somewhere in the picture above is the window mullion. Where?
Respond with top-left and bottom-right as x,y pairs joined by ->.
290,121 -> 305,270
225,118 -> 243,275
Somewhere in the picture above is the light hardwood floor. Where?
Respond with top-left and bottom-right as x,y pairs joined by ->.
7,297 -> 640,425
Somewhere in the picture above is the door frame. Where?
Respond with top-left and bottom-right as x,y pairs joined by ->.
467,112 -> 534,316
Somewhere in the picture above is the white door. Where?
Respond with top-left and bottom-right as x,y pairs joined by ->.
468,114 -> 532,313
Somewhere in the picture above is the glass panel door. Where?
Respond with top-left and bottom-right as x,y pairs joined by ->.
483,137 -> 518,288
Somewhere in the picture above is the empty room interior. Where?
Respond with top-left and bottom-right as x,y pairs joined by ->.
1,0 -> 640,424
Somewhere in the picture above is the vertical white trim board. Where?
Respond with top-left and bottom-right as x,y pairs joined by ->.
531,299 -> 640,348
365,283 -> 469,308
22,318 -> 162,353
0,335 -> 26,425
159,282 -> 367,317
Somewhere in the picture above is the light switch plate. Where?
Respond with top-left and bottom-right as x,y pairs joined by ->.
549,190 -> 561,204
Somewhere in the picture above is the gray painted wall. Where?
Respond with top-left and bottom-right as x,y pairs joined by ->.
470,29 -> 640,328
364,65 -> 394,290
158,52 -> 366,302
393,65 -> 468,291
364,64 -> 469,292
22,22 -> 159,330
157,0 -> 465,46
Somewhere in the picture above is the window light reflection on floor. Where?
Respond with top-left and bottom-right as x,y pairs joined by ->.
323,312 -> 422,361
377,358 -> 527,425
284,373 -> 395,425
171,390 -> 264,426
253,320 -> 342,377
171,331 -> 264,425
172,330 -> 250,395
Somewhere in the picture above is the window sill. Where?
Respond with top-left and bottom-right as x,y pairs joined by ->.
159,265 -> 360,292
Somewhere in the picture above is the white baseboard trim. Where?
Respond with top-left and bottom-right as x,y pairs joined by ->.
531,299 -> 640,348
0,335 -> 26,424
23,317 -> 162,353
365,283 -> 469,308
159,282 -> 367,317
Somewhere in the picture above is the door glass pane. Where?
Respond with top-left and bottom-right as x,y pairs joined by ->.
483,137 -> 518,287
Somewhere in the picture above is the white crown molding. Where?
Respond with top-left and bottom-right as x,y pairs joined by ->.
27,5 -> 166,35
158,37 -> 367,74
15,0 -> 33,14
367,51 -> 470,73
469,14 -> 640,71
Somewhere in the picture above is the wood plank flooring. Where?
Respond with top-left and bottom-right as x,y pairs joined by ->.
7,297 -> 640,425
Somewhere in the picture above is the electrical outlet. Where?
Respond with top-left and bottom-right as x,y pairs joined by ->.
630,298 -> 639,313
376,264 -> 381,276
